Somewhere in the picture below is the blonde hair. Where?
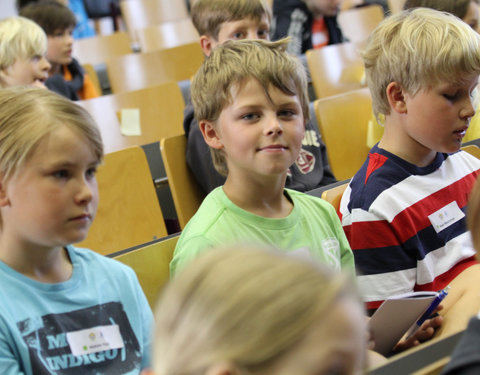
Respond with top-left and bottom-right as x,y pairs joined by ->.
403,0 -> 479,19
191,0 -> 272,39
153,245 -> 356,374
363,8 -> 480,119
0,87 -> 103,183
468,177 -> 480,254
191,38 -> 309,176
0,16 -> 47,72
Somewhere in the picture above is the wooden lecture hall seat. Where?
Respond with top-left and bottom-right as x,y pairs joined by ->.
77,82 -> 185,153
306,42 -> 366,99
76,146 -> 168,255
136,18 -> 200,52
160,134 -> 205,230
338,4 -> 385,45
111,234 -> 179,308
105,42 -> 204,94
73,31 -> 132,66
314,87 -> 372,180
120,0 -> 189,42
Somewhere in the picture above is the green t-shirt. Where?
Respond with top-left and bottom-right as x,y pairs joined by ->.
170,187 -> 354,277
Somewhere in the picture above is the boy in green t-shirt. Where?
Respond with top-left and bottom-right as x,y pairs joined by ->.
171,38 -> 354,276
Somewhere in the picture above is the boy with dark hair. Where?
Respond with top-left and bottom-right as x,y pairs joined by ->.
20,0 -> 99,100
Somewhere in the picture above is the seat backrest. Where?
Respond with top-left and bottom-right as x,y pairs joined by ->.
320,181 -> 349,212
111,234 -> 179,308
314,87 -> 372,180
105,42 -> 204,94
338,4 -> 385,45
136,18 -> 200,52
77,82 -> 185,153
120,0 -> 189,42
387,0 -> 406,14
73,31 -> 132,66
160,135 -> 205,229
76,146 -> 168,255
306,42 -> 366,99
461,144 -> 480,159
82,63 -> 102,94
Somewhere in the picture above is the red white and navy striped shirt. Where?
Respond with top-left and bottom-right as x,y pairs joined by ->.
340,145 -> 480,310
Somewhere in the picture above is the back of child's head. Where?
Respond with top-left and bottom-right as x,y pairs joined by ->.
363,8 -> 480,119
0,16 -> 47,72
19,0 -> 76,35
191,38 -> 309,176
153,245 -> 359,374
0,87 -> 103,182
403,0 -> 478,20
191,0 -> 272,39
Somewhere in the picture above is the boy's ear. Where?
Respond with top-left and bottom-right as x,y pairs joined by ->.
0,178 -> 10,207
200,35 -> 216,57
386,81 -> 407,114
199,120 -> 224,150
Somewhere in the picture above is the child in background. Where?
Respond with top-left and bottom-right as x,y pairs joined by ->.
20,0 -> 100,100
270,0 -> 344,55
171,38 -> 353,275
340,9 -> 480,334
0,16 -> 50,88
185,0 -> 337,196
0,87 -> 152,374
155,245 -> 368,375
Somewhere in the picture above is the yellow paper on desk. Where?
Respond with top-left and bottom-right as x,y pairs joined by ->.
120,108 -> 142,136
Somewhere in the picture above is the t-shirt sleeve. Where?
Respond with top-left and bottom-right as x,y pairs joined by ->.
0,317 -> 26,375
169,235 -> 214,277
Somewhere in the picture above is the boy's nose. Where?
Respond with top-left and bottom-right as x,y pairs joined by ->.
41,56 -> 51,72
264,115 -> 283,136
461,98 -> 476,121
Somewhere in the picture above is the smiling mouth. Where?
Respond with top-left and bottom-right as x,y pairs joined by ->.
258,145 -> 288,151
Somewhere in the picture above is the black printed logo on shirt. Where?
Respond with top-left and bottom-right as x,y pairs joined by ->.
17,302 -> 141,374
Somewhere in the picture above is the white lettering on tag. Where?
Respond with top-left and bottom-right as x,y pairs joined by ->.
66,325 -> 124,356
428,201 -> 465,233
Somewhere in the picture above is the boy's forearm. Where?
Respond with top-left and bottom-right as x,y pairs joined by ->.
436,264 -> 480,338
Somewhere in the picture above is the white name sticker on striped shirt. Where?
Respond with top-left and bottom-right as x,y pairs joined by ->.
428,201 -> 465,233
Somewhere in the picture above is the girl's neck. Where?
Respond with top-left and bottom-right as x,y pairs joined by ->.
0,236 -> 73,283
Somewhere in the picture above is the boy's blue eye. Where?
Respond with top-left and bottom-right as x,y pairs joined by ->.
86,167 -> 97,178
232,32 -> 244,39
53,170 -> 69,179
241,113 -> 259,121
258,29 -> 269,39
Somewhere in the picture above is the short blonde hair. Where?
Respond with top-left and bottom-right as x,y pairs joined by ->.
153,245 -> 356,374
191,38 -> 309,176
403,0 -> 479,20
468,177 -> 480,254
0,87 -> 103,182
0,16 -> 47,71
363,8 -> 480,119
191,0 -> 272,39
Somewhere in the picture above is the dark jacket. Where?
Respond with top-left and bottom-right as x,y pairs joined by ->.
270,0 -> 344,55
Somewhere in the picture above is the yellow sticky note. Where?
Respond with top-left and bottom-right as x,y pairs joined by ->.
120,108 -> 141,136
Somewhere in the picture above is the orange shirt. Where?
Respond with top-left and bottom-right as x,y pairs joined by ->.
63,65 -> 100,100
311,17 -> 329,49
